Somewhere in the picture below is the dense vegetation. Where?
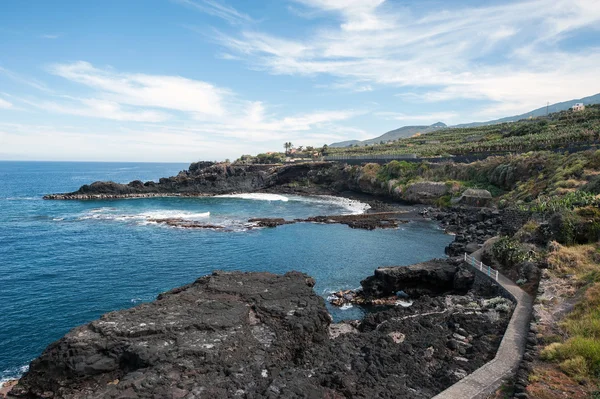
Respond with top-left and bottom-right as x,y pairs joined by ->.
326,105 -> 600,158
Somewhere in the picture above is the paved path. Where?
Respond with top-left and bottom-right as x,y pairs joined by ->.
432,249 -> 533,399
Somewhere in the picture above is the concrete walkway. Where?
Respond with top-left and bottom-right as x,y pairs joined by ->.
432,250 -> 533,399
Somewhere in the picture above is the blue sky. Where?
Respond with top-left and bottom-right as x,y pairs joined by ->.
1,0 -> 599,161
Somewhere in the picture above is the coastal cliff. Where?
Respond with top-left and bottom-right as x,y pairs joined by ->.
47,150 -> 600,205
42,161 -> 480,205
7,262 -> 513,399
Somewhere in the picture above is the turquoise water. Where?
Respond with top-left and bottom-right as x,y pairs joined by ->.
0,161 -> 453,384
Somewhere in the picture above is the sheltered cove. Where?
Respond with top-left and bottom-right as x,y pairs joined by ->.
4,161 -> 534,399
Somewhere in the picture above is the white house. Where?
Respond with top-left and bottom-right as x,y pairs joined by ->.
572,103 -> 585,112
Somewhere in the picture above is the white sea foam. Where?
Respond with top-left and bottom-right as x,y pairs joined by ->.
290,195 -> 370,215
79,209 -> 210,223
138,210 -> 211,220
0,364 -> 29,387
217,193 -> 369,214
340,303 -> 354,310
216,193 -> 289,202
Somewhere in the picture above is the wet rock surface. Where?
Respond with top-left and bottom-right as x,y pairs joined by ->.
8,267 -> 512,399
142,212 -> 408,231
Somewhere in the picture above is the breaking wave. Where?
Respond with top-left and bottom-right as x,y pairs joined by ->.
217,193 -> 370,215
216,193 -> 289,202
78,208 -> 210,224
0,364 -> 29,388
290,195 -> 370,215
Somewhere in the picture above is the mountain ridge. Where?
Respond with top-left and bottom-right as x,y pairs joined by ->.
330,92 -> 600,148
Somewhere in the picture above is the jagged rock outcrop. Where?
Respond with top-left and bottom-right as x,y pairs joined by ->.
44,163 -> 347,200
42,162 -> 457,205
8,268 -> 513,399
360,259 -> 475,298
10,271 -> 330,398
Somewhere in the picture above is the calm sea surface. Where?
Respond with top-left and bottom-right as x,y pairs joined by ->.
0,161 -> 453,383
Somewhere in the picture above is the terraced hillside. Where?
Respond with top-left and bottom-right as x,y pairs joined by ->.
326,105 -> 600,158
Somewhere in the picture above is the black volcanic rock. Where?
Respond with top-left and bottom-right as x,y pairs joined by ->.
44,162 -> 345,199
360,259 -> 474,298
8,268 -> 510,399
10,271 -> 330,398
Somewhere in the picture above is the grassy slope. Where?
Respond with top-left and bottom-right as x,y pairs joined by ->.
326,105 -> 600,158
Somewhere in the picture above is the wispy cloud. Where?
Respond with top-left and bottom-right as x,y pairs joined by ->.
0,98 -> 13,109
37,99 -> 171,122
48,61 -> 228,116
0,67 -> 52,92
214,0 -> 600,119
173,0 -> 253,24
8,61 -> 359,154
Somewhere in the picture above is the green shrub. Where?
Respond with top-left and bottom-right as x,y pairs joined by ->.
559,355 -> 589,379
492,236 -> 530,267
559,337 -> 600,375
377,160 -> 418,182
540,342 -> 563,361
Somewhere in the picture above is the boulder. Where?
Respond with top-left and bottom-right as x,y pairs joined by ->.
453,189 -> 492,207
402,181 -> 450,204
360,259 -> 474,298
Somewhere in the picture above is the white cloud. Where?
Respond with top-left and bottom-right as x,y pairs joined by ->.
38,99 -> 171,122
215,0 -> 600,119
40,34 -> 60,39
0,98 -> 13,109
172,0 -> 253,24
0,67 -> 52,92
293,0 -> 392,31
40,61 -> 360,141
3,60 -> 360,159
49,61 -> 228,116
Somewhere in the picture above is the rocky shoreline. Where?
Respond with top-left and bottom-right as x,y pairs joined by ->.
5,259 -> 514,399
0,160 -> 531,398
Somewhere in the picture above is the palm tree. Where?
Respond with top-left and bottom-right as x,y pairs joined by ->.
284,142 -> 294,155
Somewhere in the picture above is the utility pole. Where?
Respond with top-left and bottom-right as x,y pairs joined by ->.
546,102 -> 549,116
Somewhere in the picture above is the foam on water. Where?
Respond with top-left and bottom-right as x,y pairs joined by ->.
0,365 -> 28,387
289,195 -> 370,215
219,193 -> 370,215
78,209 -> 211,223
216,193 -> 289,202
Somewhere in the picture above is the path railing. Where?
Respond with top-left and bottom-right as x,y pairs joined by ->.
464,253 -> 499,281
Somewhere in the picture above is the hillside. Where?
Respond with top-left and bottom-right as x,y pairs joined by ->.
331,93 -> 600,148
330,122 -> 447,147
326,104 -> 600,158
455,92 -> 600,128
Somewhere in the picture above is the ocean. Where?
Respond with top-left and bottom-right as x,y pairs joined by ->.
0,161 -> 453,384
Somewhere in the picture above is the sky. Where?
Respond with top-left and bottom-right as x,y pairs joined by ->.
1,0 -> 600,162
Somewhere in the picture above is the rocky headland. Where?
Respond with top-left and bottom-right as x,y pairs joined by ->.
6,260 -> 514,399
42,161 -> 492,206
